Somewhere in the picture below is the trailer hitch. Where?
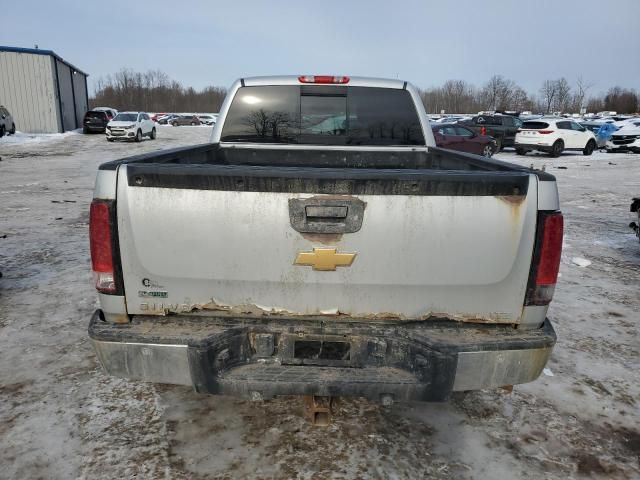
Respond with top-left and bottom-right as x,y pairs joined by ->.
303,395 -> 336,426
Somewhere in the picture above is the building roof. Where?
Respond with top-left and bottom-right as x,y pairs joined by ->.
0,45 -> 88,76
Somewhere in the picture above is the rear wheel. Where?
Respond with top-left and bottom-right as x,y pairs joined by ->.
150,127 -> 156,139
494,137 -> 503,152
9,123 -> 16,135
549,140 -> 564,158
107,138 -> 114,142
135,129 -> 142,142
172,121 -> 178,127
0,126 -> 4,138
516,148 -> 527,156
191,121 -> 197,126
583,139 -> 595,156
83,127 -> 89,134
481,144 -> 493,157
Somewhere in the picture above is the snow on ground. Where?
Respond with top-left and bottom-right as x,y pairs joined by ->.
0,129 -> 82,146
0,129 -> 638,479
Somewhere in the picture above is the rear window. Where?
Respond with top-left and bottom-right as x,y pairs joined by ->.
522,121 -> 550,129
86,111 -> 107,119
474,116 -> 503,126
220,85 -> 425,146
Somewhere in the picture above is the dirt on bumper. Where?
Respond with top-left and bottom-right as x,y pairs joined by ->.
89,311 -> 556,403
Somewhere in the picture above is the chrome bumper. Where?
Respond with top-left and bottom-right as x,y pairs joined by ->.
89,311 -> 555,401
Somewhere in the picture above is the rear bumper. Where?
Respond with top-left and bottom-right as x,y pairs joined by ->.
515,142 -> 553,152
84,124 -> 107,132
88,311 -> 556,402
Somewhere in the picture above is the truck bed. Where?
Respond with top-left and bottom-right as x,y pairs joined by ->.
99,142 -> 551,175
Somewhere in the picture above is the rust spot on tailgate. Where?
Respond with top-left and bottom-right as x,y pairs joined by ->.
496,194 -> 525,206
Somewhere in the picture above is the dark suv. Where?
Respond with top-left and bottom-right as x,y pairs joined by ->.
0,105 -> 16,137
83,110 -> 110,133
458,114 -> 523,152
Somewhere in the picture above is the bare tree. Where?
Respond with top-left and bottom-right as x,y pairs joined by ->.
604,87 -> 639,113
572,76 -> 593,112
539,80 -> 558,113
481,75 -> 516,110
554,78 -> 572,112
90,68 -> 227,112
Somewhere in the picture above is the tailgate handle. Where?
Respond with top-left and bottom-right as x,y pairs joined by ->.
305,205 -> 348,221
289,198 -> 365,234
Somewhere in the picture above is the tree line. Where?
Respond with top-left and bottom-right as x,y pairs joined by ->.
90,69 -> 227,113
419,75 -> 639,114
90,68 -> 639,115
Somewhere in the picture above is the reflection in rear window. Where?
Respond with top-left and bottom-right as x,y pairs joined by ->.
522,122 -> 550,129
474,116 -> 502,125
220,85 -> 425,146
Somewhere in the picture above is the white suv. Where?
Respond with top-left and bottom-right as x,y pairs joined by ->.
106,112 -> 156,142
515,118 -> 597,157
606,120 -> 640,154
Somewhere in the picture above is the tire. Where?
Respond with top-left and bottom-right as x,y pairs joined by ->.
150,128 -> 156,140
516,148 -> 527,156
172,122 -> 178,127
107,138 -> 114,142
135,129 -> 142,142
481,144 -> 493,157
190,121 -> 197,126
494,137 -> 503,153
583,139 -> 595,156
0,126 -> 4,138
83,127 -> 89,134
549,140 -> 564,158
9,123 -> 16,135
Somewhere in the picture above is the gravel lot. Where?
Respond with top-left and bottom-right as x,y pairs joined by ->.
1,126 -> 638,479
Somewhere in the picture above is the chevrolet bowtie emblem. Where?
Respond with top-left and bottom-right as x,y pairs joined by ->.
294,248 -> 356,271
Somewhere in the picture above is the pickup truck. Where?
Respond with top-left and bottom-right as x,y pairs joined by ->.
88,75 -> 562,404
458,114 -> 523,152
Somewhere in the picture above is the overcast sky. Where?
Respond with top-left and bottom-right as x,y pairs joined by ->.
2,0 -> 639,96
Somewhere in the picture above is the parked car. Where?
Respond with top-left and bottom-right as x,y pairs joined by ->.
88,75 -> 561,409
458,114 -> 523,152
0,105 -> 16,137
515,119 -> 597,157
198,114 -> 217,126
92,107 -> 118,121
106,112 -> 156,142
83,110 -> 111,133
157,114 -> 178,125
630,198 -> 640,243
172,115 -> 201,126
151,113 -> 166,123
605,121 -> 640,153
432,124 -> 496,157
579,121 -> 617,148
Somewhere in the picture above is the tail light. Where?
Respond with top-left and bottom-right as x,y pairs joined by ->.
480,126 -> 487,136
538,130 -> 553,134
89,199 -> 122,294
525,212 -> 563,306
298,75 -> 350,84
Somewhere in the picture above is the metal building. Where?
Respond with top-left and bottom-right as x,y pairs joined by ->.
0,46 -> 89,133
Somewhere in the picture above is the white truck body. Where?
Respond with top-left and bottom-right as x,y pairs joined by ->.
89,76 -> 562,402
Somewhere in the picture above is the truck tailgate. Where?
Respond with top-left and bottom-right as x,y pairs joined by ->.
116,163 -> 538,323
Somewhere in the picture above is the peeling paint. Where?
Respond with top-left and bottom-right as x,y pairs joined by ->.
142,298 -> 511,325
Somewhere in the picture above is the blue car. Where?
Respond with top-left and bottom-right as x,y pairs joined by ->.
579,121 -> 617,148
